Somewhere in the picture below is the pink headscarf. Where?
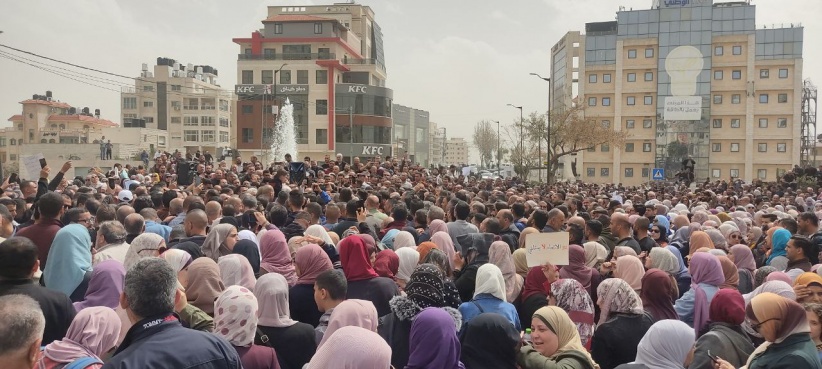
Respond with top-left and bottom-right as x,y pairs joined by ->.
307,326 -> 391,369
41,306 -> 121,363
259,229 -> 297,286
294,244 -> 333,285
432,232 -> 456,269
596,278 -> 644,326
317,299 -> 379,349
489,241 -> 524,303
218,254 -> 257,292
559,244 -> 596,293
428,220 -> 449,237
615,255 -> 645,292
765,271 -> 793,285
255,273 -> 298,328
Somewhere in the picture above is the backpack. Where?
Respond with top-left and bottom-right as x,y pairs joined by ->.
64,357 -> 102,369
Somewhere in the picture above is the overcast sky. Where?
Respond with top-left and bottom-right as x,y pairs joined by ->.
1,0 -> 819,163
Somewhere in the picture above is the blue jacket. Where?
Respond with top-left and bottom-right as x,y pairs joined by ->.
675,283 -> 719,327
103,314 -> 241,369
145,221 -> 172,242
458,293 -> 521,331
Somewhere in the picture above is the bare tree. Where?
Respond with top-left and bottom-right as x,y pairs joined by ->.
502,118 -> 539,180
472,120 -> 498,169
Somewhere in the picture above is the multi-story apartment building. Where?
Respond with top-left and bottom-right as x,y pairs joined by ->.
429,121 -> 446,167
392,104 -> 430,166
551,0 -> 803,185
444,137 -> 469,166
232,4 -> 391,162
121,58 -> 234,156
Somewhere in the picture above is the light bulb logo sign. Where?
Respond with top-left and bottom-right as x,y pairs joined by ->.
664,45 -> 704,121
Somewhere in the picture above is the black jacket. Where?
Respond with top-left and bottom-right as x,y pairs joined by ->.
591,313 -> 654,369
281,222 -> 305,242
0,279 -> 75,345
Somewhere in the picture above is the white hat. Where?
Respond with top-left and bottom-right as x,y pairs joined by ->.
117,190 -> 133,203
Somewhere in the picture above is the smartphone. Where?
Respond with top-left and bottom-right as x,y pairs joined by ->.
9,173 -> 18,184
108,177 -> 116,190
39,158 -> 47,169
707,350 -> 719,363
194,176 -> 202,186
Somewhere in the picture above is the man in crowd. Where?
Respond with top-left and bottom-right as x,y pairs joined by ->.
0,294 -> 45,369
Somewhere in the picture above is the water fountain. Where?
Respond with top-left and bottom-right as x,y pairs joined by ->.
270,97 -> 298,162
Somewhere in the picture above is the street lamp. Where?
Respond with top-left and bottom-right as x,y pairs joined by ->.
493,120 -> 501,175
507,104 -> 523,174
530,72 -> 552,184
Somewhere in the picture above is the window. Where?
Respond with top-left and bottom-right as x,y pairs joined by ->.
760,94 -> 769,103
170,117 -> 181,124
714,70 -> 724,80
731,119 -> 740,128
588,97 -> 597,106
645,48 -> 654,58
712,119 -> 722,128
626,120 -> 635,129
628,49 -> 637,59
715,46 -> 724,56
316,70 -> 328,84
758,169 -> 767,180
587,168 -> 595,177
274,23 -> 283,34
200,116 -> 215,126
645,72 -> 653,81
627,73 -> 636,82
777,168 -> 786,178
642,168 -> 650,178
172,101 -> 181,110
777,143 -> 787,152
759,118 -> 768,128
625,168 -> 634,177
601,144 -> 610,152
123,97 -> 137,109
264,48 -> 276,58
220,118 -> 229,127
778,118 -> 787,128
601,168 -> 610,177
9,139 -> 15,146
627,96 -> 636,105
778,94 -> 788,103
730,143 -> 740,152
261,70 -> 273,84
297,70 -> 308,84
625,143 -> 634,152
589,74 -> 597,83
732,94 -> 741,104
241,70 -> 253,84
760,69 -> 770,79
712,169 -> 721,178
318,48 -> 331,59
314,23 -> 323,34
242,128 -> 253,143
643,119 -> 653,128
732,70 -> 742,80
643,142 -> 652,152
713,95 -> 722,104
184,116 -> 199,126
758,143 -> 767,152
733,45 -> 742,55
143,117 -> 154,123
143,85 -> 154,92
280,70 -> 291,84
730,169 -> 740,178
9,154 -> 16,160
315,129 -> 328,144
283,44 -> 311,60
779,69 -> 789,79
601,120 -> 610,128
603,74 -> 612,83
184,130 -> 198,142
602,97 -> 611,106
587,146 -> 595,152
220,132 -> 229,143
712,143 -> 722,152
242,105 -> 253,114
316,99 -> 328,115
201,130 -> 215,142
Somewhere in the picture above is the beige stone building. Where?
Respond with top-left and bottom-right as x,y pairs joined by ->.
551,0 -> 803,186
444,137 -> 469,166
429,121 -> 446,167
121,58 -> 234,156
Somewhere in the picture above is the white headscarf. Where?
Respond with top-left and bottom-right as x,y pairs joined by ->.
305,224 -> 334,247
160,249 -> 192,290
393,231 -> 417,250
123,233 -> 165,270
473,264 -> 506,301
632,319 -> 695,369
583,241 -> 609,268
254,273 -> 297,328
237,230 -> 259,247
395,247 -> 420,283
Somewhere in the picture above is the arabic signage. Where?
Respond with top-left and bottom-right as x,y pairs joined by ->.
234,84 -> 309,95
664,96 -> 702,121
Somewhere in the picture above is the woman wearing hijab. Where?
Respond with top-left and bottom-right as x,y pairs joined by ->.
459,264 -> 521,330
767,228 -> 792,271
675,252 -> 724,335
304,224 -> 339,264
185,257 -> 225,316
73,260 -> 124,312
454,233 -> 494,303
381,229 -> 400,250
795,272 -> 822,304
646,247 -> 681,296
218,254 -> 257,291
613,246 -> 638,259
614,320 -> 696,369
519,227 -> 539,249
517,306 -> 599,369
393,231 -> 417,250
201,223 -> 239,262
550,279 -> 596,348
44,224 -> 93,301
305,326 -> 391,369
489,241 -> 524,303
729,244 -> 756,294
421,219 -> 449,244
396,247 -> 420,291
233,239 -> 261,276
753,266 -> 778,289
614,255 -> 644,294
254,273 -> 316,369
518,266 -> 551,328
513,248 -> 530,279
160,249 -> 192,288
688,231 -> 715,261
651,224 -> 669,248
715,293 -> 822,369
432,232 -> 458,270
717,255 -> 740,290
289,244 -> 333,327
406,308 -> 465,369
373,249 -> 399,280
259,229 -> 297,286
237,229 -> 260,248
640,269 -> 677,321
705,228 -> 728,251
460,313 -> 520,369
416,242 -> 437,263
805,303 -> 822,362
561,244 -> 601,298
690,289 -> 755,369
583,241 -> 609,269
123,233 -> 166,270
422,249 -> 462,309
666,245 -> 692,297
172,240 -> 205,260
720,224 -> 744,248
37,307 -> 121,369
318,299 -> 378,349
592,278 -> 653,369
214,286 -> 279,369
338,235 -> 399,317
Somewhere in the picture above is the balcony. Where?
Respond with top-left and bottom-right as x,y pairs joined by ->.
201,105 -> 216,110
344,58 -> 379,65
238,53 -> 336,61
183,105 -> 199,110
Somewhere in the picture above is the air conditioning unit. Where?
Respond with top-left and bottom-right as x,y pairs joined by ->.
174,106 -> 180,111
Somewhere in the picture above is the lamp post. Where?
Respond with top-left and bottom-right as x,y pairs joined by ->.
493,120 -> 501,175
530,72 -> 551,184
507,104 -> 523,174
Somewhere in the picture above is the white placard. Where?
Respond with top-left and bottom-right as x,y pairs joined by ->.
664,96 -> 702,121
21,153 -> 45,180
525,232 -> 570,267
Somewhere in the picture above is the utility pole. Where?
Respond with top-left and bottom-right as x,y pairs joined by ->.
507,104 -> 523,175
530,73 -> 551,183
349,106 -> 353,163
493,120 -> 500,175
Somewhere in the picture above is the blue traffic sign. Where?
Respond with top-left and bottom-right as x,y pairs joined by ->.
652,168 -> 665,180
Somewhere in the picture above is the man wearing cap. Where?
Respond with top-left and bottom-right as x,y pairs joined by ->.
118,190 -> 133,205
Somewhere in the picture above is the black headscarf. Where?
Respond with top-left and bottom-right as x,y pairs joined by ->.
460,313 -> 520,369
172,241 -> 204,260
233,239 -> 261,275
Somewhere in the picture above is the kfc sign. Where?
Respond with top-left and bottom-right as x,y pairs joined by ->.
348,85 -> 368,94
234,84 -> 309,95
361,146 -> 384,155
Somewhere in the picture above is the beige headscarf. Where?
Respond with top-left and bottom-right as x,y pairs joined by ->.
533,306 -> 600,368
512,249 -> 529,279
519,227 -> 539,249
489,241 -> 524,303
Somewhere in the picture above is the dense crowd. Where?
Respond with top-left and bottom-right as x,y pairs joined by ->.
1,150 -> 822,369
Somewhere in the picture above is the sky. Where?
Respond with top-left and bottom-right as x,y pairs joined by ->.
1,0 -> 820,163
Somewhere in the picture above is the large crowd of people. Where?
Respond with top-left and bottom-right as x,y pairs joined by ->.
1,150 -> 822,369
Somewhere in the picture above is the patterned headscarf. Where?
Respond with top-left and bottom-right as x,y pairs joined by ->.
406,263 -> 447,310
596,278 -> 644,326
550,279 -> 595,347
753,266 -> 778,289
214,285 -> 258,347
